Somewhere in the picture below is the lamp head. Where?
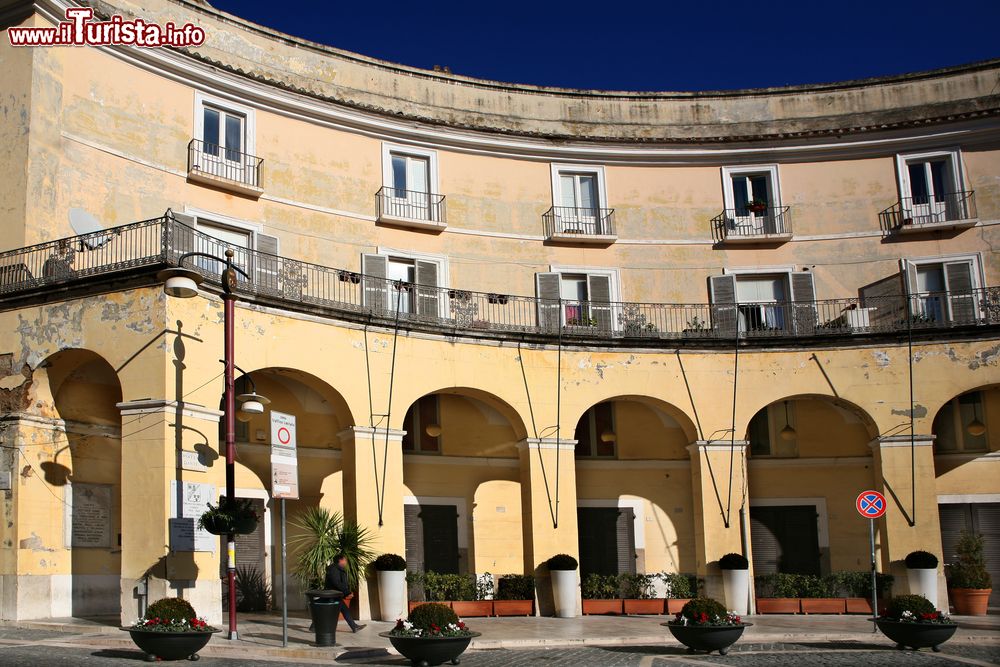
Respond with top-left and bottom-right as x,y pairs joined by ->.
157,267 -> 204,299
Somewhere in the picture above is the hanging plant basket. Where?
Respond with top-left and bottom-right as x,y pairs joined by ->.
231,514 -> 259,535
198,497 -> 259,536
199,513 -> 231,536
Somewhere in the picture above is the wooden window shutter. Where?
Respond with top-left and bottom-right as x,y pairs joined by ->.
536,272 -> 561,330
169,211 -> 197,259
415,260 -> 440,317
749,509 -> 781,575
616,507 -> 637,575
254,233 -> 280,296
944,261 -> 976,324
859,274 -> 906,328
789,272 -> 817,335
404,504 -> 425,599
362,254 -> 388,312
587,274 -> 613,332
709,275 -> 738,337
970,503 -> 1000,607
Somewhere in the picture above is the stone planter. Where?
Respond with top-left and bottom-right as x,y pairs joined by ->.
907,568 -> 938,608
451,601 -> 493,618
582,598 -> 623,615
378,570 -> 407,621
755,598 -> 800,614
800,598 -> 847,614
623,598 -> 664,615
666,598 -> 692,614
721,568 -> 749,615
380,632 -> 480,667
663,622 -> 751,655
875,620 -> 957,651
492,600 -> 533,617
123,629 -> 218,661
949,587 -> 991,616
550,569 -> 578,618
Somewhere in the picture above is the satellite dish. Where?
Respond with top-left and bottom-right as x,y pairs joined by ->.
69,208 -> 111,249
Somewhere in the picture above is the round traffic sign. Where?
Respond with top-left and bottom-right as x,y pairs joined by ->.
277,426 -> 291,445
856,490 -> 887,519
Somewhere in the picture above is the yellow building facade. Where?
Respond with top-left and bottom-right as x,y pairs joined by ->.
1,0 -> 999,624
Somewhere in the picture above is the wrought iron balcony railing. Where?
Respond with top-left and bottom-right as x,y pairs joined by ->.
543,206 -> 616,240
879,191 -> 977,232
187,138 -> 264,191
375,187 -> 447,225
1,214 -> 998,343
711,206 -> 792,243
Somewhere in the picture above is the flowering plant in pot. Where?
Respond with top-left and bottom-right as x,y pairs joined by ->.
122,597 -> 219,661
373,553 -> 407,621
904,550 -> 940,608
718,553 -> 750,615
946,530 -> 993,615
380,602 -> 479,667
876,594 -> 957,652
663,597 -> 750,655
546,554 -> 579,618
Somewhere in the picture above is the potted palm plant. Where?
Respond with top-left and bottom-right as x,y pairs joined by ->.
663,597 -> 751,655
380,602 -> 479,667
546,554 -> 579,618
373,553 -> 407,621
905,550 -> 940,608
876,594 -> 957,651
946,530 -> 993,615
719,553 -> 750,616
122,597 -> 219,661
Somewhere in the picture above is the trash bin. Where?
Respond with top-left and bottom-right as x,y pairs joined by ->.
305,589 -> 344,647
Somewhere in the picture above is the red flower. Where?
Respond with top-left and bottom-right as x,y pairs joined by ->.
458,622 -> 466,630
395,620 -> 404,629
699,612 -> 709,623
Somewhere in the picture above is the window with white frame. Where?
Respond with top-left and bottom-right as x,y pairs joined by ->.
171,211 -> 279,291
896,150 -> 967,223
380,144 -> 439,222
710,269 -> 816,336
549,165 -> 609,235
721,165 -> 784,234
193,93 -> 256,187
736,274 -> 788,332
933,391 -> 988,453
362,250 -> 447,317
903,255 -> 981,324
536,267 -> 618,330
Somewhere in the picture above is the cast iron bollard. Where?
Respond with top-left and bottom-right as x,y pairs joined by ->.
305,589 -> 344,647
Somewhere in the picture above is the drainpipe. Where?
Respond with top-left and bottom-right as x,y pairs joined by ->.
739,507 -> 755,615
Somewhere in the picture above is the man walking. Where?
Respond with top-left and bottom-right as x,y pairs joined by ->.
325,553 -> 365,633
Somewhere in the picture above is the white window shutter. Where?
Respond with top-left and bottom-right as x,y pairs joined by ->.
168,211 -> 197,258
709,275 -> 738,337
254,233 -> 280,295
789,272 -> 817,335
587,274 -> 613,331
536,272 -> 561,330
415,260 -> 440,317
944,261 -> 976,323
362,254 -> 388,312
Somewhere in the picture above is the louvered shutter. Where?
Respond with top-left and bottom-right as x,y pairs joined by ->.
587,274 -> 613,332
945,261 -> 976,324
362,254 -> 388,312
415,260 -> 440,318
169,211 -> 197,261
790,272 -> 817,335
972,503 -> 1000,607
616,507 -> 637,575
536,272 -> 561,330
710,275 -> 738,337
255,233 -> 280,296
859,274 -> 906,328
750,510 -> 780,576
404,504 -> 425,600
903,259 -> 920,318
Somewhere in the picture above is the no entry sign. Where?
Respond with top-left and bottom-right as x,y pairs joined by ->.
270,411 -> 299,500
856,490 -> 887,519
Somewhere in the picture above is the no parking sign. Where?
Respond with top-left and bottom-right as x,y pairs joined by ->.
856,490 -> 887,519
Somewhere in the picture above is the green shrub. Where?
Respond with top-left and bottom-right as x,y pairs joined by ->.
547,554 -> 578,571
496,574 -> 535,601
754,573 -> 801,598
798,574 -> 833,598
409,572 -> 477,602
659,572 -> 694,599
408,602 -> 458,630
373,554 -> 407,571
904,550 -> 939,569
679,597 -> 727,621
947,531 -> 992,589
581,573 -> 621,599
886,594 -> 935,619
620,573 -> 657,599
718,553 -> 749,570
145,597 -> 197,623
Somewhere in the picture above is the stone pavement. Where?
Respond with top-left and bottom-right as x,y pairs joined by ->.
0,613 -> 997,665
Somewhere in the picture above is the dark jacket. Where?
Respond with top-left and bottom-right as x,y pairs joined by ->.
325,562 -> 350,595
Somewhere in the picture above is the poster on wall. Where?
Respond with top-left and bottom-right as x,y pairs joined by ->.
66,483 -> 113,549
169,480 -> 216,552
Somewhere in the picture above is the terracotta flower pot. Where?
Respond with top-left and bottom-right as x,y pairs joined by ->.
581,599 -> 622,615
492,600 -> 533,617
623,598 -> 665,615
755,598 -> 800,614
800,598 -> 846,614
451,600 -> 493,618
949,588 -> 991,615
666,598 -> 692,614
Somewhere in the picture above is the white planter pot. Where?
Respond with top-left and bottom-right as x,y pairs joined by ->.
907,567 -> 938,608
550,569 -> 578,618
721,569 -> 749,616
377,570 -> 407,621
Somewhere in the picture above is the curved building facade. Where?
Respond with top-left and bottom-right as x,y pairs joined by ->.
1,0 -> 999,623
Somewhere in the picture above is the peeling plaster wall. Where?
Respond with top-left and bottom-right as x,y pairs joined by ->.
0,13 -> 34,250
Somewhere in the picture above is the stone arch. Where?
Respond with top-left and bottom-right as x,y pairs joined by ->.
390,385 -> 530,442
568,394 -> 699,459
741,393 -> 880,455
927,383 -> 1000,455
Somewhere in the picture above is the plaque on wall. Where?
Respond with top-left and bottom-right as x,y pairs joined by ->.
69,483 -> 113,548
169,480 -> 216,552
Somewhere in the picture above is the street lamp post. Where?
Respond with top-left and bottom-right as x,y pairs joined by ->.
159,248 -> 251,640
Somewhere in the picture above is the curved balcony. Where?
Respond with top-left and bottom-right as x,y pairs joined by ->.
1,213 -> 998,346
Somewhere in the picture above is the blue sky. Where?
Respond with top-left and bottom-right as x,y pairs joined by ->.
209,0 -> 1000,91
